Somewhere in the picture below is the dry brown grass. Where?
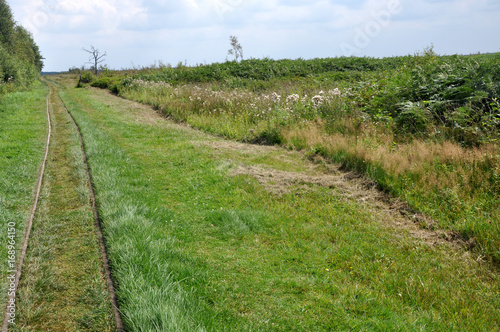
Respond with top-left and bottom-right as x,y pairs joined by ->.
283,122 -> 499,197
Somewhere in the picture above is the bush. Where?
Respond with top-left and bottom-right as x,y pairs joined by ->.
0,1 -> 43,97
80,71 -> 93,83
68,67 -> 81,74
90,76 -> 113,89
350,51 -> 500,145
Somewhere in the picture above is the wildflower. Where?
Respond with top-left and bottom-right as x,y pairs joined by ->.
271,92 -> 281,102
312,95 -> 323,106
328,88 -> 341,96
286,94 -> 300,103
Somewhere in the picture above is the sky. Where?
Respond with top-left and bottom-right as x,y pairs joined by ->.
8,0 -> 500,72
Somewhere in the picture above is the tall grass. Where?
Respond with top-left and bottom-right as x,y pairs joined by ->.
283,124 -> 499,259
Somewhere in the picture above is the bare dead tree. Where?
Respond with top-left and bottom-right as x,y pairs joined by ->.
227,35 -> 243,62
83,45 -> 107,76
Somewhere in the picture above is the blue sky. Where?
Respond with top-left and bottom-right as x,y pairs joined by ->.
9,0 -> 500,72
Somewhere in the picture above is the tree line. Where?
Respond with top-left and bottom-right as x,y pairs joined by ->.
0,0 -> 43,94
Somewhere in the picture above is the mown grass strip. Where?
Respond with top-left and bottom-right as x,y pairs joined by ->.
54,75 -> 500,331
12,82 -> 115,331
58,82 -> 124,331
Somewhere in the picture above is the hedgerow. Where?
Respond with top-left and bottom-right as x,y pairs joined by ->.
0,0 -> 43,98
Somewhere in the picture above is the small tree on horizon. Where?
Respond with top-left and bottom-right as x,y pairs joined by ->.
83,45 -> 106,75
227,35 -> 243,62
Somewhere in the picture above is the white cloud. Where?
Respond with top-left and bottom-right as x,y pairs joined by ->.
58,0 -> 116,15
17,0 -> 148,35
7,0 -> 500,71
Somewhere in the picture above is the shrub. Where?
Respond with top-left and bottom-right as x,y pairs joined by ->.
91,76 -> 114,89
80,71 -> 93,83
68,67 -> 81,74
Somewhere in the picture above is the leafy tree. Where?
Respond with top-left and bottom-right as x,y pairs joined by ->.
0,0 -> 14,48
13,26 -> 44,71
0,0 -> 43,94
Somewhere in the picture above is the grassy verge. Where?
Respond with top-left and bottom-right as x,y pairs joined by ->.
12,81 -> 115,330
0,83 -> 48,305
54,75 -> 500,331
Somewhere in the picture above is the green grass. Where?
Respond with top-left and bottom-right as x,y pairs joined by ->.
0,83 -> 48,304
12,80 -> 115,330
54,76 -> 500,331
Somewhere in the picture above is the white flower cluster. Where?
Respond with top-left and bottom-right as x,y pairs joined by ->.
124,78 -> 172,89
329,88 -> 341,96
122,78 -> 346,122
286,94 -> 300,103
271,92 -> 281,102
312,95 -> 323,106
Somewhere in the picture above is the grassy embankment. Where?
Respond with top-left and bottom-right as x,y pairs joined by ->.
91,51 -> 500,263
53,74 -> 500,331
11,79 -> 115,330
0,83 -> 47,305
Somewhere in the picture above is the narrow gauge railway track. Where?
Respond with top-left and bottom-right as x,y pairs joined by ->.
2,80 -> 123,331
55,82 -> 124,332
2,95 -> 51,332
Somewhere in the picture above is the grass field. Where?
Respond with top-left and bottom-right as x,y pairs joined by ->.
2,51 -> 499,329
50,74 -> 500,331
